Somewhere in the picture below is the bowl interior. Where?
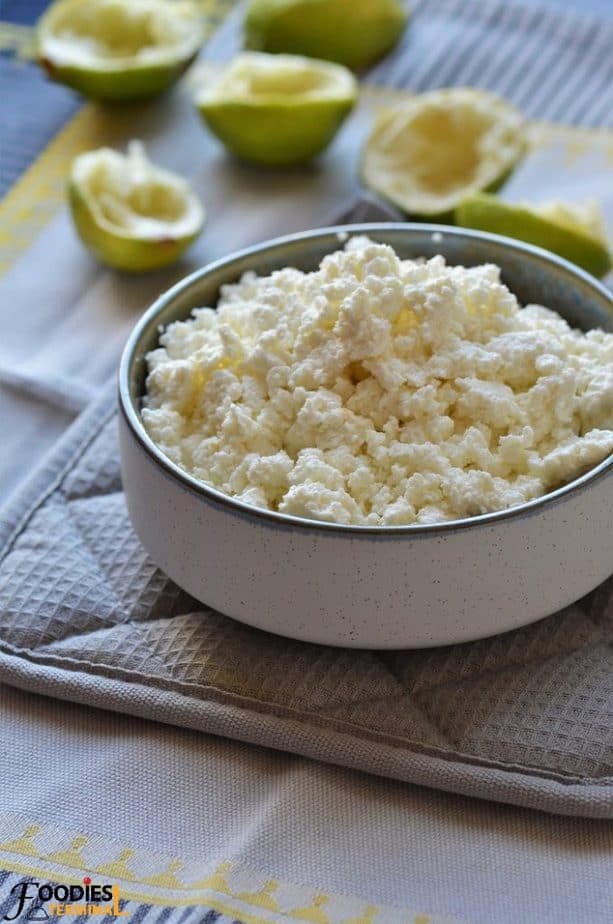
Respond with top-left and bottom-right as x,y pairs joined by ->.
120,223 -> 613,536
123,224 -> 613,406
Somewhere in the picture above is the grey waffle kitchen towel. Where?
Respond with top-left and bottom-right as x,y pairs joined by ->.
1,374 -> 612,819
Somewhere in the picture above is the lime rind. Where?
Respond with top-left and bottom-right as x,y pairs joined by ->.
195,52 -> 357,166
40,55 -> 199,102
38,0 -> 204,102
361,87 -> 526,218
455,194 -> 612,278
534,200 -> 609,244
244,0 -> 408,70
69,142 -> 205,272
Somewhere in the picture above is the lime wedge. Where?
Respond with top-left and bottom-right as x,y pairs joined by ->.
68,141 -> 205,272
194,52 -> 357,166
361,87 -> 525,218
37,0 -> 204,102
455,194 -> 612,278
244,0 -> 408,70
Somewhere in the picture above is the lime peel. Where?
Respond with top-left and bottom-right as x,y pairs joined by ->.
455,194 -> 612,278
361,87 -> 526,218
69,141 -> 205,272
38,0 -> 204,101
195,52 -> 357,166
244,0 -> 408,70
533,200 -> 609,244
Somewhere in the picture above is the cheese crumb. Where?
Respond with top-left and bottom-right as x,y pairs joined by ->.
142,237 -> 613,525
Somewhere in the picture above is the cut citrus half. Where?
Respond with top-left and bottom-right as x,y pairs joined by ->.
37,0 -> 204,102
244,0 -> 408,70
361,87 -> 525,218
68,141 -> 205,272
455,194 -> 612,278
194,52 -> 357,166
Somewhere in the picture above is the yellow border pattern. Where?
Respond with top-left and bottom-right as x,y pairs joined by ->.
0,105 -> 130,275
0,0 -> 236,276
0,814 -> 458,923
0,22 -> 36,58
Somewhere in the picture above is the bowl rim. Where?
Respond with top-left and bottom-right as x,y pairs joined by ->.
118,222 -> 613,535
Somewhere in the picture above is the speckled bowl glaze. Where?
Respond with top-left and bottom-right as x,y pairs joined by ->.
119,224 -> 613,648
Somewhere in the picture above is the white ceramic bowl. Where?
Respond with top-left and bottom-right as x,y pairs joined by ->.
119,224 -> 613,648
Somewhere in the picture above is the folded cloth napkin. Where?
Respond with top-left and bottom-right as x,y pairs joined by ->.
0,195 -> 612,819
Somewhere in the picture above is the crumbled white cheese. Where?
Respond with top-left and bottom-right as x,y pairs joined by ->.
142,237 -> 613,525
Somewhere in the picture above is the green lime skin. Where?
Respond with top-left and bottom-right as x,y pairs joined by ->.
196,95 -> 356,166
456,194 -> 612,279
358,167 -> 515,225
38,50 -> 198,103
244,0 -> 408,70
68,182 -> 202,272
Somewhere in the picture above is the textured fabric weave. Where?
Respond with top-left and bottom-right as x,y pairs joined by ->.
0,58 -> 81,198
368,0 -> 613,128
0,355 -> 612,818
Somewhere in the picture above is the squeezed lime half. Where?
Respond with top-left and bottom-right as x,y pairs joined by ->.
69,141 -> 205,272
38,0 -> 204,102
361,87 -> 526,218
194,52 -> 357,166
244,0 -> 408,70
